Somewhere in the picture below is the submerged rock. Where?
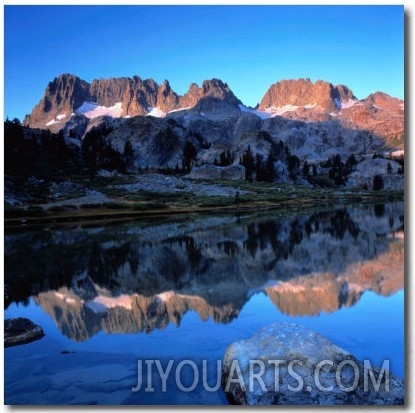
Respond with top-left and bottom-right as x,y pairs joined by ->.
221,323 -> 404,405
4,318 -> 45,348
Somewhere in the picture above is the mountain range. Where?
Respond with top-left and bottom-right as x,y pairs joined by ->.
3,73 -> 404,201
24,74 -> 404,151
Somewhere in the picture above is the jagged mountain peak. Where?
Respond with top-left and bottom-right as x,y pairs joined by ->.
23,73 -> 90,126
44,73 -> 89,103
200,78 -> 240,103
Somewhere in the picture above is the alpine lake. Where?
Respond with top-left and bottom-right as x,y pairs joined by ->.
4,201 -> 404,405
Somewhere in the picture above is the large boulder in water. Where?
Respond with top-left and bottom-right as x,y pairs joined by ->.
221,323 -> 404,405
5,318 -> 45,348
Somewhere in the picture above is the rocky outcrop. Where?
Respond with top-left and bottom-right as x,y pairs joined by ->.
4,318 -> 45,347
221,323 -> 404,405
346,159 -> 404,190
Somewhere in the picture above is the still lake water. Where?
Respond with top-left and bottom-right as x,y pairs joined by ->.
4,202 -> 404,405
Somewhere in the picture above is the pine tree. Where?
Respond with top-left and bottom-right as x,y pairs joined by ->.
373,175 -> 384,190
329,154 -> 346,186
226,149 -> 232,165
345,153 -> 358,174
241,146 -> 255,181
264,152 -> 276,182
387,162 -> 393,174
183,140 -> 197,173
123,140 -> 134,169
255,154 -> 264,181
220,151 -> 227,166
302,160 -> 309,178
287,155 -> 300,180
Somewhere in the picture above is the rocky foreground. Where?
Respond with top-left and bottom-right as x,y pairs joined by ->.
221,323 -> 404,405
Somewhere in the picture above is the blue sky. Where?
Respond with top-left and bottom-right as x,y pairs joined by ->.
4,5 -> 404,121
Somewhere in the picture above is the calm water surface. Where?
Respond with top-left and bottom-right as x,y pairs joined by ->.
4,202 -> 404,405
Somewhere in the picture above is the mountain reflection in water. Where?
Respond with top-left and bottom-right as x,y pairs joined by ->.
5,202 -> 404,342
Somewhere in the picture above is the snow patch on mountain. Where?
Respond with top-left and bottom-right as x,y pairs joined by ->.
334,98 -> 360,110
265,104 -> 300,116
340,99 -> 360,109
169,106 -> 192,113
147,107 -> 166,118
238,104 -> 270,119
76,101 -> 122,119
46,113 -> 67,126
391,149 -> 404,157
239,103 -> 320,119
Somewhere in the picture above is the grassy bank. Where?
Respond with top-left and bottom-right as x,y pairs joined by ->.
4,180 -> 404,230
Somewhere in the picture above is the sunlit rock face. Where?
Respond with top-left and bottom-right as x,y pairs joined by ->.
258,78 -> 355,113
5,202 -> 404,342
